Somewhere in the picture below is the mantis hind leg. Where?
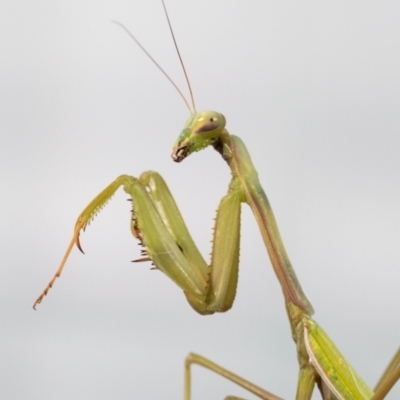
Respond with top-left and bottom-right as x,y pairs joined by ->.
372,347 -> 400,400
184,353 -> 283,400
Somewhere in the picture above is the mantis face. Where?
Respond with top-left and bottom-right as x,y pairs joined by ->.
171,110 -> 226,162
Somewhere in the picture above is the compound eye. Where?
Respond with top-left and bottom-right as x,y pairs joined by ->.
195,114 -> 221,134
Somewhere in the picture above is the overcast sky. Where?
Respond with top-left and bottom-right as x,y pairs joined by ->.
1,1 -> 399,399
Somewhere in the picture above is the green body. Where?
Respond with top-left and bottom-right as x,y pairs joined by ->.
34,110 -> 399,399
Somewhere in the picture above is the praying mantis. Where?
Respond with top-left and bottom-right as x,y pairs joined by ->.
32,1 -> 400,399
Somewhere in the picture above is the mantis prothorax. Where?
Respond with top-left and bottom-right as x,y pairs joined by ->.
33,1 -> 400,399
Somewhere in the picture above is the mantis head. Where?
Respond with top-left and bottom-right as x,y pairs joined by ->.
171,110 -> 226,162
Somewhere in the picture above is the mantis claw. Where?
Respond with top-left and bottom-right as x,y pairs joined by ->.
75,232 -> 85,254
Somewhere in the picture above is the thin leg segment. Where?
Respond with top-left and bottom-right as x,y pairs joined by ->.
184,353 -> 283,400
295,365 -> 317,400
372,347 -> 400,400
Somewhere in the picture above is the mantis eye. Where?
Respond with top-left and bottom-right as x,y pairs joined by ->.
195,113 -> 224,134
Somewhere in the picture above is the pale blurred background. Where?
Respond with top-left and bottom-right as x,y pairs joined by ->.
0,1 -> 399,399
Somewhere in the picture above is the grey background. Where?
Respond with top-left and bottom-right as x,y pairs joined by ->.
1,1 -> 399,399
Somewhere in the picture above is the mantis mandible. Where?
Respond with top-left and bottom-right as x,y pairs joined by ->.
33,1 -> 400,399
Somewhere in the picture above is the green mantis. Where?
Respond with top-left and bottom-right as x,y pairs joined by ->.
33,1 -> 400,399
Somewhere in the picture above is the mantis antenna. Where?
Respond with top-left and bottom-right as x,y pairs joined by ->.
112,0 -> 196,113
